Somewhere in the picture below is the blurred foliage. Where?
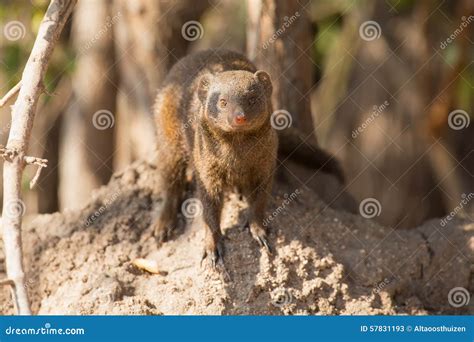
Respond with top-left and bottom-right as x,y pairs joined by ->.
457,71 -> 473,109
313,14 -> 342,74
1,0 -> 471,106
0,0 -> 471,220
309,0 -> 473,116
1,0 -> 74,99
386,0 -> 414,13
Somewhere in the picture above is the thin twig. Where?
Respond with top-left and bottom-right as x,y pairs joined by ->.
0,146 -> 49,189
29,166 -> 44,189
0,279 -> 15,287
23,155 -> 48,189
1,0 -> 77,315
23,156 -> 48,167
0,81 -> 22,108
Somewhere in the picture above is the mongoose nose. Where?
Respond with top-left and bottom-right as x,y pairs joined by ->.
235,113 -> 247,125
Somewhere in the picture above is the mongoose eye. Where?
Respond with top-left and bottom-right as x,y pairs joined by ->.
219,99 -> 227,108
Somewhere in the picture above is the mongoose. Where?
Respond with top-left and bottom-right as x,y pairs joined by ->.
152,49 -> 344,269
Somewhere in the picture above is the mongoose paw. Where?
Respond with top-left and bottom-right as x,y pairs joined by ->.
152,221 -> 172,245
250,225 -> 272,254
201,240 -> 225,271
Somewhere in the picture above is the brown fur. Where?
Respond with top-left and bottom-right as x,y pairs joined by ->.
152,49 -> 343,268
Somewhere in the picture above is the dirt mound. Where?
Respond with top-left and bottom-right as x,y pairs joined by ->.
0,161 -> 472,315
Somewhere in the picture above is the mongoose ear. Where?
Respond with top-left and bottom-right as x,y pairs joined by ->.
254,70 -> 272,97
198,74 -> 212,103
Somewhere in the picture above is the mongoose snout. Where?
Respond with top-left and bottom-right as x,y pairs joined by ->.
198,70 -> 272,133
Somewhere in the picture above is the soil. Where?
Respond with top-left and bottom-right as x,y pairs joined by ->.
0,161 -> 472,315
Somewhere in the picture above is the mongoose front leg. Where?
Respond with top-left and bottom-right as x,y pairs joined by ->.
198,183 -> 225,269
247,180 -> 273,253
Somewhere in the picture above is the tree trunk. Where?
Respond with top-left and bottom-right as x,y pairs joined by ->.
247,0 -> 315,139
112,0 -> 210,170
34,78 -> 71,213
59,0 -> 118,210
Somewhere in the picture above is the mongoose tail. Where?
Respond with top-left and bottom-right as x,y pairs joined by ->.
278,127 -> 345,183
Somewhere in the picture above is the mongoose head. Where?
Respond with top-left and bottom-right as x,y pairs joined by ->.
197,70 -> 272,133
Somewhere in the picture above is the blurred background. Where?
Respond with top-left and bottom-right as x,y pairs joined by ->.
0,0 -> 472,229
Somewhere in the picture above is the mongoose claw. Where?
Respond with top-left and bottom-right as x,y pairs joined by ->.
201,242 -> 225,271
261,237 -> 273,254
257,235 -> 273,254
250,226 -> 273,254
152,222 -> 169,245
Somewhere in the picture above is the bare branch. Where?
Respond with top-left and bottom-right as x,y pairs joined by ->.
0,146 -> 49,189
29,166 -> 44,189
0,145 -> 17,162
23,156 -> 48,168
1,0 -> 77,315
0,279 -> 15,287
23,155 -> 48,189
0,81 -> 22,108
